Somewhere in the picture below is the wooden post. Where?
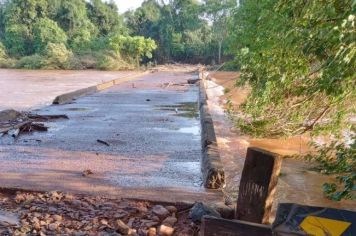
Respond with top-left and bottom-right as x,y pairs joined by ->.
201,216 -> 272,236
235,147 -> 282,224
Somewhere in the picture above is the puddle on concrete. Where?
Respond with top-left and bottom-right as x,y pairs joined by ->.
153,126 -> 200,137
65,107 -> 91,112
177,126 -> 200,136
155,102 -> 199,119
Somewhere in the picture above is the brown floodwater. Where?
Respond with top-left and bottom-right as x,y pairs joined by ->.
206,72 -> 355,221
0,69 -> 136,111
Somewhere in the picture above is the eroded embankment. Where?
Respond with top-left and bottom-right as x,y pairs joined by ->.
204,71 -> 356,218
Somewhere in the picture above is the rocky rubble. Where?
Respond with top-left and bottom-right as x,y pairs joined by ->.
0,191 -> 198,236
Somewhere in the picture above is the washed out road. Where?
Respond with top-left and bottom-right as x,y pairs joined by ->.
0,71 -> 222,203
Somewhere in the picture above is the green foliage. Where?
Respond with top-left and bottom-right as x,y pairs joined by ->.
42,43 -> 72,69
307,137 -> 356,201
33,18 -> 67,53
3,0 -> 48,26
96,51 -> 133,71
87,0 -> 126,36
0,0 -> 160,69
125,0 -> 232,63
228,0 -> 356,199
4,24 -> 32,56
109,35 -> 157,67
55,0 -> 97,52
0,42 -> 6,59
229,0 -> 356,138
15,54 -> 44,69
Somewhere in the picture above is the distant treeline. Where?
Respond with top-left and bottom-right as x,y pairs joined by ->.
0,0 -> 236,69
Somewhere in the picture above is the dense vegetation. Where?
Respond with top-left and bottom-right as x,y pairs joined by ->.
0,0 -> 157,69
229,0 -> 355,200
0,0 -> 236,69
125,0 -> 236,64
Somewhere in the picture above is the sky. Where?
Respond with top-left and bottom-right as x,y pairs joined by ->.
107,0 -> 144,13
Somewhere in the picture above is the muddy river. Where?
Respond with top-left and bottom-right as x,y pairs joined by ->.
207,72 -> 355,219
0,69 -> 136,111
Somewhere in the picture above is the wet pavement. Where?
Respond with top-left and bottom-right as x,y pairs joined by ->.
204,74 -> 356,219
0,69 -> 137,111
0,71 -> 222,203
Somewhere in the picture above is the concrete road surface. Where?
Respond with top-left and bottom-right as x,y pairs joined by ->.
0,71 -> 222,203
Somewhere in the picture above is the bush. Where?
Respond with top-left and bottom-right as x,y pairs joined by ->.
307,137 -> 356,201
15,54 -> 44,69
33,18 -> 68,53
96,51 -> 133,70
0,42 -> 6,59
4,24 -> 32,56
42,43 -> 73,69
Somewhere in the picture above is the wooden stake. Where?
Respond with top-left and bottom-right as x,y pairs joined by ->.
235,147 -> 282,224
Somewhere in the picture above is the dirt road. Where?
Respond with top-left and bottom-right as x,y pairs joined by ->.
0,71 -> 221,203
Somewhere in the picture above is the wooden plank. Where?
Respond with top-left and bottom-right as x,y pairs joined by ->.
235,147 -> 282,224
201,216 -> 272,236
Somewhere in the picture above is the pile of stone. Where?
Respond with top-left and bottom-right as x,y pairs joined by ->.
0,191 -> 197,236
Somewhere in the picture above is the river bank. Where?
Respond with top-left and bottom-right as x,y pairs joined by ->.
205,71 -> 355,221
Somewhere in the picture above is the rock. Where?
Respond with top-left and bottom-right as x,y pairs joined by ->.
72,199 -> 82,206
48,207 -> 57,213
127,217 -> 135,227
151,216 -> 160,222
52,214 -> 63,221
147,227 -> 157,236
14,194 -> 25,203
158,225 -> 174,236
165,206 -> 177,214
0,109 -> 22,122
0,210 -> 20,226
210,202 -> 234,219
115,220 -> 130,235
189,202 -> 221,223
146,221 -> 159,228
162,217 -> 177,227
48,223 -> 58,231
152,205 -> 170,219
33,221 -> 41,231
114,212 -> 128,219
100,219 -> 108,225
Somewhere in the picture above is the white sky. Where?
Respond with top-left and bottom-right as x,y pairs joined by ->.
106,0 -> 144,13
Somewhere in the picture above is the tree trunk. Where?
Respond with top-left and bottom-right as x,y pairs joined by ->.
218,40 -> 222,64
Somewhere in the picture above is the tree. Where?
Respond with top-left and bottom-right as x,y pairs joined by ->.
228,0 -> 355,200
4,24 -> 32,56
229,0 -> 355,138
2,0 -> 49,56
109,35 -> 157,67
203,0 -> 236,63
3,0 -> 48,26
55,0 -> 96,51
33,18 -> 67,53
87,0 -> 126,36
